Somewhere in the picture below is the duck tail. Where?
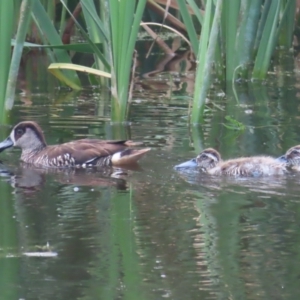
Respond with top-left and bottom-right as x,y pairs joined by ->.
111,148 -> 151,165
123,140 -> 144,147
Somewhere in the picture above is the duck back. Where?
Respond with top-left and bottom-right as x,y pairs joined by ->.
208,156 -> 286,177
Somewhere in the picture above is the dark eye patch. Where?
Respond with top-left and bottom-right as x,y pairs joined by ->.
16,128 -> 25,136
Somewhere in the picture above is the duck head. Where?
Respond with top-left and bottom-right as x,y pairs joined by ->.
0,121 -> 47,153
174,148 -> 221,171
277,145 -> 300,167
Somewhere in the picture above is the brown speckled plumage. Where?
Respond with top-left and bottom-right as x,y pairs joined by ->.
199,148 -> 287,176
0,121 -> 150,168
177,148 -> 287,177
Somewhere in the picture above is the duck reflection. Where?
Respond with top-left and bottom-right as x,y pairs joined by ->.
0,162 -> 141,193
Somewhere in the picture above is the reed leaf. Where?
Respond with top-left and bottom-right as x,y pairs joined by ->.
191,0 -> 212,124
0,0 -> 15,112
19,41 -> 103,53
192,0 -> 223,124
186,0 -> 204,25
80,1 -> 108,43
59,0 -> 67,38
236,0 -> 262,78
141,22 -> 192,46
109,0 -> 147,121
81,0 -> 110,81
223,0 -> 240,81
253,0 -> 271,53
70,0 -> 147,121
60,0 -> 110,71
5,0 -> 33,110
277,0 -> 296,48
252,0 -> 280,79
31,0 -> 81,87
48,63 -> 111,79
176,0 -> 199,54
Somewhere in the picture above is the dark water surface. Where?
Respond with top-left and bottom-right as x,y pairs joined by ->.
1,54 -> 300,299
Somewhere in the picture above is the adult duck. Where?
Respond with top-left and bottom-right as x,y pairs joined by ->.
0,121 -> 150,168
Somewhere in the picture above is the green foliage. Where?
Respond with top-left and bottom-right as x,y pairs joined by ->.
176,0 -> 296,124
223,115 -> 246,131
0,0 -> 298,125
6,0 -> 33,110
176,0 -> 201,54
31,0 -> 80,87
61,0 -> 147,122
252,0 -> 281,79
191,0 -> 223,124
2,0 -> 148,122
1,0 -> 81,119
0,0 -> 16,120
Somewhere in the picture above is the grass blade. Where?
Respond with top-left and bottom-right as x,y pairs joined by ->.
177,0 -> 199,54
0,0 -> 15,109
223,0 -> 240,81
48,63 -> 111,79
60,0 -> 110,70
31,0 -> 81,87
277,0 -> 296,48
5,0 -> 33,110
252,0 -> 280,79
236,0 -> 262,78
192,0 -> 223,124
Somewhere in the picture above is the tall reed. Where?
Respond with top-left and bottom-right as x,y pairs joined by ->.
0,0 -> 15,119
176,0 -> 296,124
58,0 -> 147,122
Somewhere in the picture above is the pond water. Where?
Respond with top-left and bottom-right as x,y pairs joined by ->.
1,52 -> 300,299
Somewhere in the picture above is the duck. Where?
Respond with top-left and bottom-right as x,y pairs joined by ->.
174,148 -> 287,177
0,121 -> 151,168
277,145 -> 300,171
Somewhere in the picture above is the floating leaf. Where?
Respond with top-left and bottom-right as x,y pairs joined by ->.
223,115 -> 246,131
48,63 -> 111,89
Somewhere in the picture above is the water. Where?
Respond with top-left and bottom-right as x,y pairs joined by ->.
1,52 -> 300,299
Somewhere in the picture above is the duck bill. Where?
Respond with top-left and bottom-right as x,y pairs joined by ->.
174,158 -> 198,170
276,155 -> 287,163
0,136 -> 13,153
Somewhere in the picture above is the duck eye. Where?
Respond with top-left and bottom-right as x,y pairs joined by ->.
16,128 -> 24,136
291,150 -> 299,155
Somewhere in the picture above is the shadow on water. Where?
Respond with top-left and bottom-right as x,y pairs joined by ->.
1,51 -> 300,299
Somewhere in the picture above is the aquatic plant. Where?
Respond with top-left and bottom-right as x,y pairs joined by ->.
1,0 -> 298,125
173,0 -> 296,123
55,0 -> 147,122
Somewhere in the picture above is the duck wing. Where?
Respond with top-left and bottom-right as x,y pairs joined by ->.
44,140 -> 149,167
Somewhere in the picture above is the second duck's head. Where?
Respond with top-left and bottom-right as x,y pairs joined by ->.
0,121 -> 47,153
277,145 -> 300,167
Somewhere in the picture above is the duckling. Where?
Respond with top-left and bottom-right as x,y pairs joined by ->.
0,121 -> 150,168
277,145 -> 300,171
175,148 -> 287,177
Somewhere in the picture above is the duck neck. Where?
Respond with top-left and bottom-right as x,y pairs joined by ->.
21,144 -> 45,160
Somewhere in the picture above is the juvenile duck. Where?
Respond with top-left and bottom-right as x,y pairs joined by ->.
277,145 -> 300,171
0,121 -> 150,168
175,148 -> 287,177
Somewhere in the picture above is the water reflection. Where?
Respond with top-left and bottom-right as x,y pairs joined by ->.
0,163 -> 135,194
3,145 -> 298,299
175,167 -> 291,193
2,50 -> 300,299
172,167 -> 300,299
0,161 -> 148,299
